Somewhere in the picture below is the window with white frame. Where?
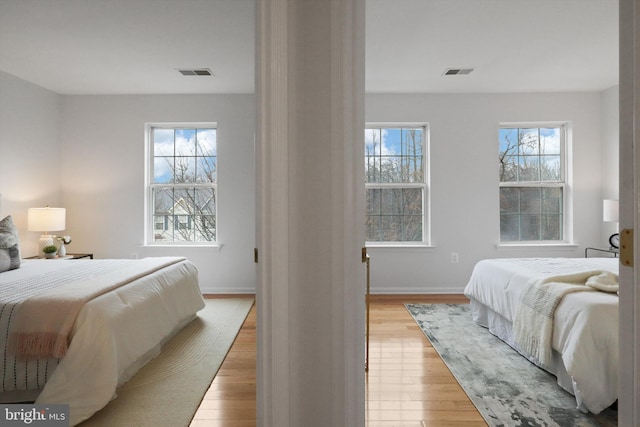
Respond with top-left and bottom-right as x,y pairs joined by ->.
365,125 -> 428,243
498,124 -> 567,242
147,125 -> 217,244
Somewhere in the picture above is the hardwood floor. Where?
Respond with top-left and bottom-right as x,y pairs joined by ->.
190,296 -> 256,427
190,295 -> 486,426
366,295 -> 486,427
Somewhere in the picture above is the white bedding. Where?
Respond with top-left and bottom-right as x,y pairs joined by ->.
463,257 -> 618,414
0,257 -> 205,425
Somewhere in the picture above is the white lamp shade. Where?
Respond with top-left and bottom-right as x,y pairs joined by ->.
602,199 -> 619,223
28,207 -> 66,232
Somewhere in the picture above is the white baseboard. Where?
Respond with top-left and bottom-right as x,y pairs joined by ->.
199,285 -> 256,295
369,286 -> 466,294
199,285 -> 465,295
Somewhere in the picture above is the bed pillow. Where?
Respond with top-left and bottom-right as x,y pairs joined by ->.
0,215 -> 21,272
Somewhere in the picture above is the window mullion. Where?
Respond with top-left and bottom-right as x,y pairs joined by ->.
365,124 -> 428,243
147,124 -> 217,244
499,124 -> 567,243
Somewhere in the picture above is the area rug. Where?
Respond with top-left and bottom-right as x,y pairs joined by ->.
80,298 -> 254,427
405,303 -> 617,427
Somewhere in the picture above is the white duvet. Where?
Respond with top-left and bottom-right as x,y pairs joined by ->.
463,257 -> 618,414
0,257 -> 205,425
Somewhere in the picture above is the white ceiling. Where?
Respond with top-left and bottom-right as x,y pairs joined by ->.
0,0 -> 619,95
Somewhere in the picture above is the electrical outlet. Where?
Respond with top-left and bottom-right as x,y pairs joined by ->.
131,252 -> 138,259
451,252 -> 459,263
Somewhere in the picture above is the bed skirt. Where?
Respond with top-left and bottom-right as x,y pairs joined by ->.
469,298 -> 589,413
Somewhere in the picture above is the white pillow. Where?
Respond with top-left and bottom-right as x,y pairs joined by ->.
0,215 -> 21,272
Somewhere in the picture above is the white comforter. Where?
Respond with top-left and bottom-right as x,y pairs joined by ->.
0,257 -> 205,425
463,257 -> 618,414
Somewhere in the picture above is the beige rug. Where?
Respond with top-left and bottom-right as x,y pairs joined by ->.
80,298 -> 254,427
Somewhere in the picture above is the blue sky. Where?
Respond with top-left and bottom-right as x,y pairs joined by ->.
365,127 -> 423,156
499,127 -> 560,155
153,128 -> 216,183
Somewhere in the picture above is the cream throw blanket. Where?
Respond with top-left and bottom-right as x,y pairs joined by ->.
513,269 -> 618,368
8,257 -> 184,360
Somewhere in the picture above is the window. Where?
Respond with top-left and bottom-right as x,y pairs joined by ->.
147,125 -> 217,244
499,124 -> 567,242
365,125 -> 428,243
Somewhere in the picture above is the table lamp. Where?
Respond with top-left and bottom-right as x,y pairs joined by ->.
602,199 -> 619,249
28,207 -> 66,255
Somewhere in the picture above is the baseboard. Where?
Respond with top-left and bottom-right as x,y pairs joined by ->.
370,286 -> 466,294
199,285 -> 465,295
199,285 -> 257,295
203,293 -> 256,299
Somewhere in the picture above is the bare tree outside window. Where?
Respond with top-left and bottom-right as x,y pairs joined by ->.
499,126 -> 565,242
365,126 -> 427,242
150,126 -> 217,243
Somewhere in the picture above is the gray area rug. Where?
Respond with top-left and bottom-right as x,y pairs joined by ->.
405,303 -> 617,427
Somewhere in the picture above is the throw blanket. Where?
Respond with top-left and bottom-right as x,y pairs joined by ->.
8,257 -> 184,359
513,270 -> 618,368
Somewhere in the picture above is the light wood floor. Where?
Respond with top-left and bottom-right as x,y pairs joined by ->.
190,296 -> 257,427
190,295 -> 486,427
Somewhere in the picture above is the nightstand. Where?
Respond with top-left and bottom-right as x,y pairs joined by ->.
24,253 -> 94,260
65,253 -> 94,259
585,247 -> 619,258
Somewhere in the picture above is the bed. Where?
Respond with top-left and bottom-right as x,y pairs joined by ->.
463,257 -> 619,415
0,256 -> 205,426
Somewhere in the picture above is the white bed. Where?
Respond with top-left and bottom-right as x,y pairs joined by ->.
0,257 -> 205,426
463,257 -> 618,415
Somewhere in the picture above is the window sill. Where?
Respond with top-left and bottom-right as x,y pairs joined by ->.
366,244 -> 436,253
496,243 -> 578,251
142,244 -> 223,252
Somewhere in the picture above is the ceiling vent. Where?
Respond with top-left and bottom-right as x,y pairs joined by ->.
177,68 -> 213,76
443,68 -> 475,76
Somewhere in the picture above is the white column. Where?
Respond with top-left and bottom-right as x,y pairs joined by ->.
256,0 -> 366,426
619,0 -> 640,425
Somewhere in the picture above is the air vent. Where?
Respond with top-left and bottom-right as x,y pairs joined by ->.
177,68 -> 213,76
443,68 -> 475,76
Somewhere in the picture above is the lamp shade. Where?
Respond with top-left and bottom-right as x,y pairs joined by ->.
28,207 -> 66,232
602,199 -> 619,223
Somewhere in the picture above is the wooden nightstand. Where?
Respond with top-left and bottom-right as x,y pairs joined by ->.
24,253 -> 94,260
65,253 -> 94,259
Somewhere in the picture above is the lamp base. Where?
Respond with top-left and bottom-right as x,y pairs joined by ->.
39,234 -> 54,255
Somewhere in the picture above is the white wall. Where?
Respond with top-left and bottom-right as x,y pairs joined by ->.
365,92 -> 611,293
58,94 -> 256,293
2,72 -> 619,294
0,71 -> 63,256
601,86 -> 620,244
0,74 -> 256,293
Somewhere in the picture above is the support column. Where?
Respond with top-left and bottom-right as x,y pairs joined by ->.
619,0 -> 640,425
256,0 -> 366,426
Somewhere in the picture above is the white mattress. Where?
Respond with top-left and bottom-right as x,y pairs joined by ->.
0,257 -> 205,425
463,257 -> 618,414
